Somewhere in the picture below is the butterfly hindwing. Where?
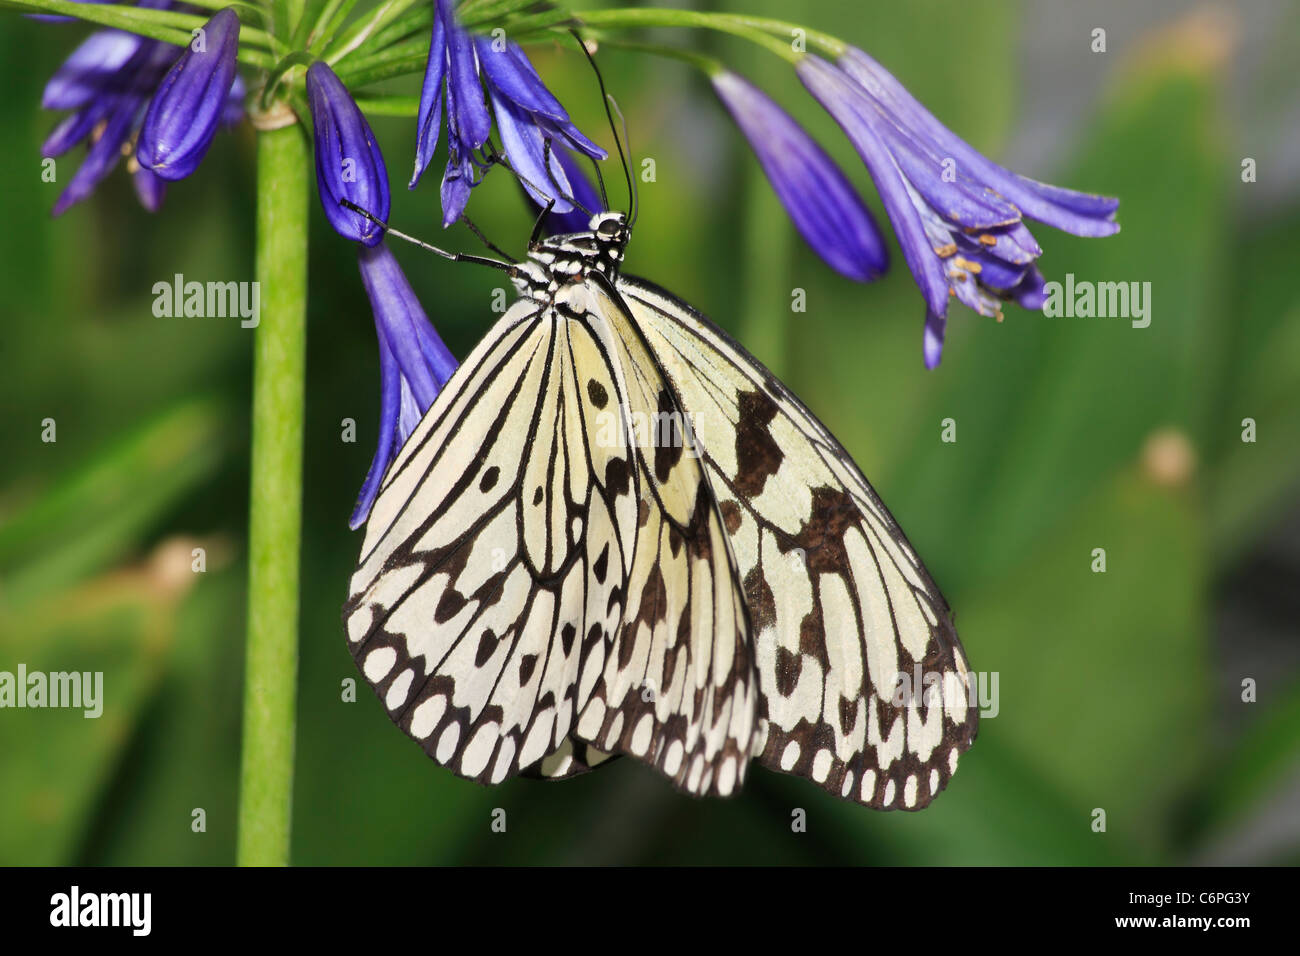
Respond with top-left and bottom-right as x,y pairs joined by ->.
563,277 -> 761,797
616,275 -> 978,810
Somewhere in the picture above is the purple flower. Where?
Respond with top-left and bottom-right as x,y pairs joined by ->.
307,61 -> 390,246
714,71 -> 887,282
797,48 -> 1119,367
352,242 -> 459,528
411,0 -> 606,226
38,1 -> 245,216
538,145 -> 605,235
137,8 -> 241,181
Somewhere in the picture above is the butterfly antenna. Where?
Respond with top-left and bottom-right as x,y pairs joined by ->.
459,214 -> 519,263
570,29 -> 635,224
605,92 -> 637,226
339,200 -> 516,275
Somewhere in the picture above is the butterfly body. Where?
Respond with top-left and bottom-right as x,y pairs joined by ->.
345,212 -> 977,809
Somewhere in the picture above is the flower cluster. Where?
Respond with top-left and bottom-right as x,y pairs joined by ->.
40,3 -> 244,216
711,45 -> 1117,367
412,0 -> 607,226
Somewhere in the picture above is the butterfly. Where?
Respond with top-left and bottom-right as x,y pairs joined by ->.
343,210 -> 978,810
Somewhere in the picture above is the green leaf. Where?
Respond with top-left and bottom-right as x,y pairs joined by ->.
0,399 -> 230,609
958,469 -> 1208,859
0,549 -> 194,864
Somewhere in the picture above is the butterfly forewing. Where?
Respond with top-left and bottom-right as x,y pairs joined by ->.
344,299 -> 637,784
616,275 -> 978,810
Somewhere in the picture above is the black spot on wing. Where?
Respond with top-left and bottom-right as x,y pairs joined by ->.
734,390 -> 783,498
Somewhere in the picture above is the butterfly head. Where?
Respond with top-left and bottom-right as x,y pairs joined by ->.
518,210 -> 631,303
588,211 -> 630,268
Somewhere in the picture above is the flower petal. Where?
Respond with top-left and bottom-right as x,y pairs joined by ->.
715,70 -> 887,282
439,133 -> 475,226
352,241 -> 459,527
541,146 -> 605,234
358,241 -> 456,412
51,94 -> 142,216
798,56 -> 950,314
839,47 -> 1119,236
132,163 -> 167,211
410,0 -> 448,188
307,61 -> 390,245
475,37 -> 568,123
489,86 -> 574,213
443,5 -> 490,151
923,309 -> 946,369
42,29 -> 143,110
350,328 -> 403,529
137,8 -> 241,181
42,97 -> 115,157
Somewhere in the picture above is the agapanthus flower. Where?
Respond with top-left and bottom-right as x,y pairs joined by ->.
713,70 -> 887,282
537,145 -> 605,235
797,48 -> 1119,367
39,0 -> 245,215
137,8 -> 241,181
352,242 -> 459,527
307,61 -> 391,247
411,0 -> 606,226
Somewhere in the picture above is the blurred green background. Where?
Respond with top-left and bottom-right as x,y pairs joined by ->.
2,0 -> 1299,865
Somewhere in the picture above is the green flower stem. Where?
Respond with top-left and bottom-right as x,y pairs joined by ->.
575,35 -> 724,77
237,122 -> 309,868
574,7 -> 844,61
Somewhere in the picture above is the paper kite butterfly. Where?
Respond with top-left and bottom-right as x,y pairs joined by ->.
342,209 -> 978,810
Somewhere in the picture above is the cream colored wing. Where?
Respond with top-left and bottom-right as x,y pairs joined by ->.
617,275 -> 978,810
565,276 -> 761,797
344,298 -> 635,784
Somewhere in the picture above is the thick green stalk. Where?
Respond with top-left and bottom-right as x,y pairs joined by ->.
237,124 -> 309,867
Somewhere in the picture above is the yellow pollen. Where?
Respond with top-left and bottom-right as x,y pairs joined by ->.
934,243 -> 958,258
979,234 -> 998,246
954,256 -> 982,274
